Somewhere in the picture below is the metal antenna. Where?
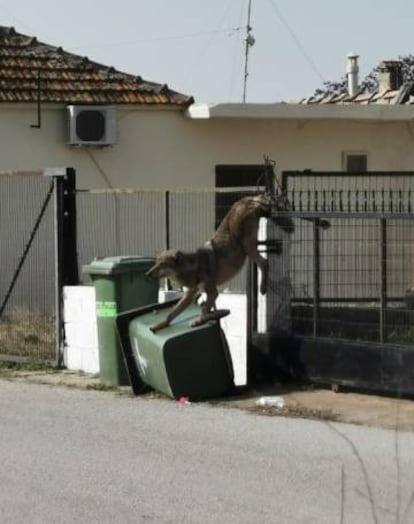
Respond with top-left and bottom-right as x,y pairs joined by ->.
242,0 -> 255,103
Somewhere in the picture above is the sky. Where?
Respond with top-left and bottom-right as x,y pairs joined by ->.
1,0 -> 414,104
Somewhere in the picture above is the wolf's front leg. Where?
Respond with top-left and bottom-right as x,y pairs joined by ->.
149,288 -> 197,332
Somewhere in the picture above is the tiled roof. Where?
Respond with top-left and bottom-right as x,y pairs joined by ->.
0,26 -> 194,106
300,83 -> 414,106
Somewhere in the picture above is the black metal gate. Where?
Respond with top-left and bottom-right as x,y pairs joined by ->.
0,168 -> 78,365
248,171 -> 414,396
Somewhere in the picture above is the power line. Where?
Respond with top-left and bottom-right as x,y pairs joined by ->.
266,0 -> 325,83
71,27 -> 243,52
183,0 -> 236,86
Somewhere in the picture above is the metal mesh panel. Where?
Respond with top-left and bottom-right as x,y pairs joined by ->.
387,219 -> 414,297
274,174 -> 414,346
257,220 -> 292,333
168,190 -> 215,250
279,213 -> 414,345
0,175 -> 55,360
77,190 -> 166,276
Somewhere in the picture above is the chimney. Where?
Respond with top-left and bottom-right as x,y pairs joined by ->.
378,60 -> 403,91
346,53 -> 359,96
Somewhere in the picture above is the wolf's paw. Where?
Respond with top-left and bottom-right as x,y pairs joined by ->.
149,319 -> 170,333
191,309 -> 230,327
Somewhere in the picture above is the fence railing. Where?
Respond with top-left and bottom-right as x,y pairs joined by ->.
4,176 -> 414,363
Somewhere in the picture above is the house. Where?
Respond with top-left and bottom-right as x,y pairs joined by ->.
186,57 -> 414,186
2,26 -> 414,193
3,28 -> 414,388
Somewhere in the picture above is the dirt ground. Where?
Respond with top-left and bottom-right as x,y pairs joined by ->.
1,365 -> 413,432
226,384 -> 414,432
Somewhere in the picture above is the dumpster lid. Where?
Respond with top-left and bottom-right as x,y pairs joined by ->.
83,256 -> 155,275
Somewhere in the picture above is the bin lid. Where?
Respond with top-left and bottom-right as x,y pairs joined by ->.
83,255 -> 155,276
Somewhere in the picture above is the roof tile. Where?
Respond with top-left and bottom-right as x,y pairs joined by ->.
301,83 -> 414,106
0,26 -> 193,106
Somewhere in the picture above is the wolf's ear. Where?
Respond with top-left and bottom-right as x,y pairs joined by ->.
174,250 -> 183,262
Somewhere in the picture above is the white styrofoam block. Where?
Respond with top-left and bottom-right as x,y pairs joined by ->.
63,286 -> 99,374
216,293 -> 247,386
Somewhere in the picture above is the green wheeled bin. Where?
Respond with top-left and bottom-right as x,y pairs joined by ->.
116,301 -> 234,400
83,256 -> 158,386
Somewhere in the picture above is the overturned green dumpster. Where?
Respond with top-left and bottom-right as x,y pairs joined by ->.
116,301 -> 234,400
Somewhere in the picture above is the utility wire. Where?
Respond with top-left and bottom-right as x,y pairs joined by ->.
182,0 -> 239,93
266,0 -> 325,83
71,27 -> 243,51
228,0 -> 247,100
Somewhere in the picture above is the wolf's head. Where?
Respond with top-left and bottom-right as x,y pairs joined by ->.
145,249 -> 183,280
267,194 -> 295,234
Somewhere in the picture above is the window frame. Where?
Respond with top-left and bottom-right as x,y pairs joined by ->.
342,151 -> 369,173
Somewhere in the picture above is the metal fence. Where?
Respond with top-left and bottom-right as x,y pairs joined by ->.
253,174 -> 414,347
287,214 -> 414,344
0,169 -> 77,364
0,172 -> 56,361
77,188 -> 252,292
77,182 -> 414,347
4,170 -> 414,364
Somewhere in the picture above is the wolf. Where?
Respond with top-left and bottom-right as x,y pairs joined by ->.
145,193 -> 294,332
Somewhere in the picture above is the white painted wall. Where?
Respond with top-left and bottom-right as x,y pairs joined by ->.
2,104 -> 414,190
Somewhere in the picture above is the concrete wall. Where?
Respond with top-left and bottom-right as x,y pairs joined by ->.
1,104 -> 414,189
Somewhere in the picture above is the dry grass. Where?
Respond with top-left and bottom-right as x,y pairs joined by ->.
247,403 -> 340,422
0,307 -> 54,359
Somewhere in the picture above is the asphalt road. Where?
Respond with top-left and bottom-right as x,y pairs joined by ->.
1,380 -> 414,524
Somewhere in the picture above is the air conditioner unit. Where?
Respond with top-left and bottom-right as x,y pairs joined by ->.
67,105 -> 117,146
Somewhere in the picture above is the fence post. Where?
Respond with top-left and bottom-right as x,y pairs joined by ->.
312,219 -> 321,337
246,258 -> 258,385
379,218 -> 387,343
165,190 -> 170,250
54,167 -> 78,367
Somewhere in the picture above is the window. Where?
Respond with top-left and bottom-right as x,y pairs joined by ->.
343,152 -> 368,173
215,165 -> 265,228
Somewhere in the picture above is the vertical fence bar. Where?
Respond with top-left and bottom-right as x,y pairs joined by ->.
164,190 -> 172,291
246,259 -> 258,386
379,218 -> 387,343
61,168 -> 78,285
114,193 -> 121,254
313,219 -> 321,336
246,259 -> 253,385
53,168 -> 78,367
165,190 -> 170,250
53,175 -> 64,367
